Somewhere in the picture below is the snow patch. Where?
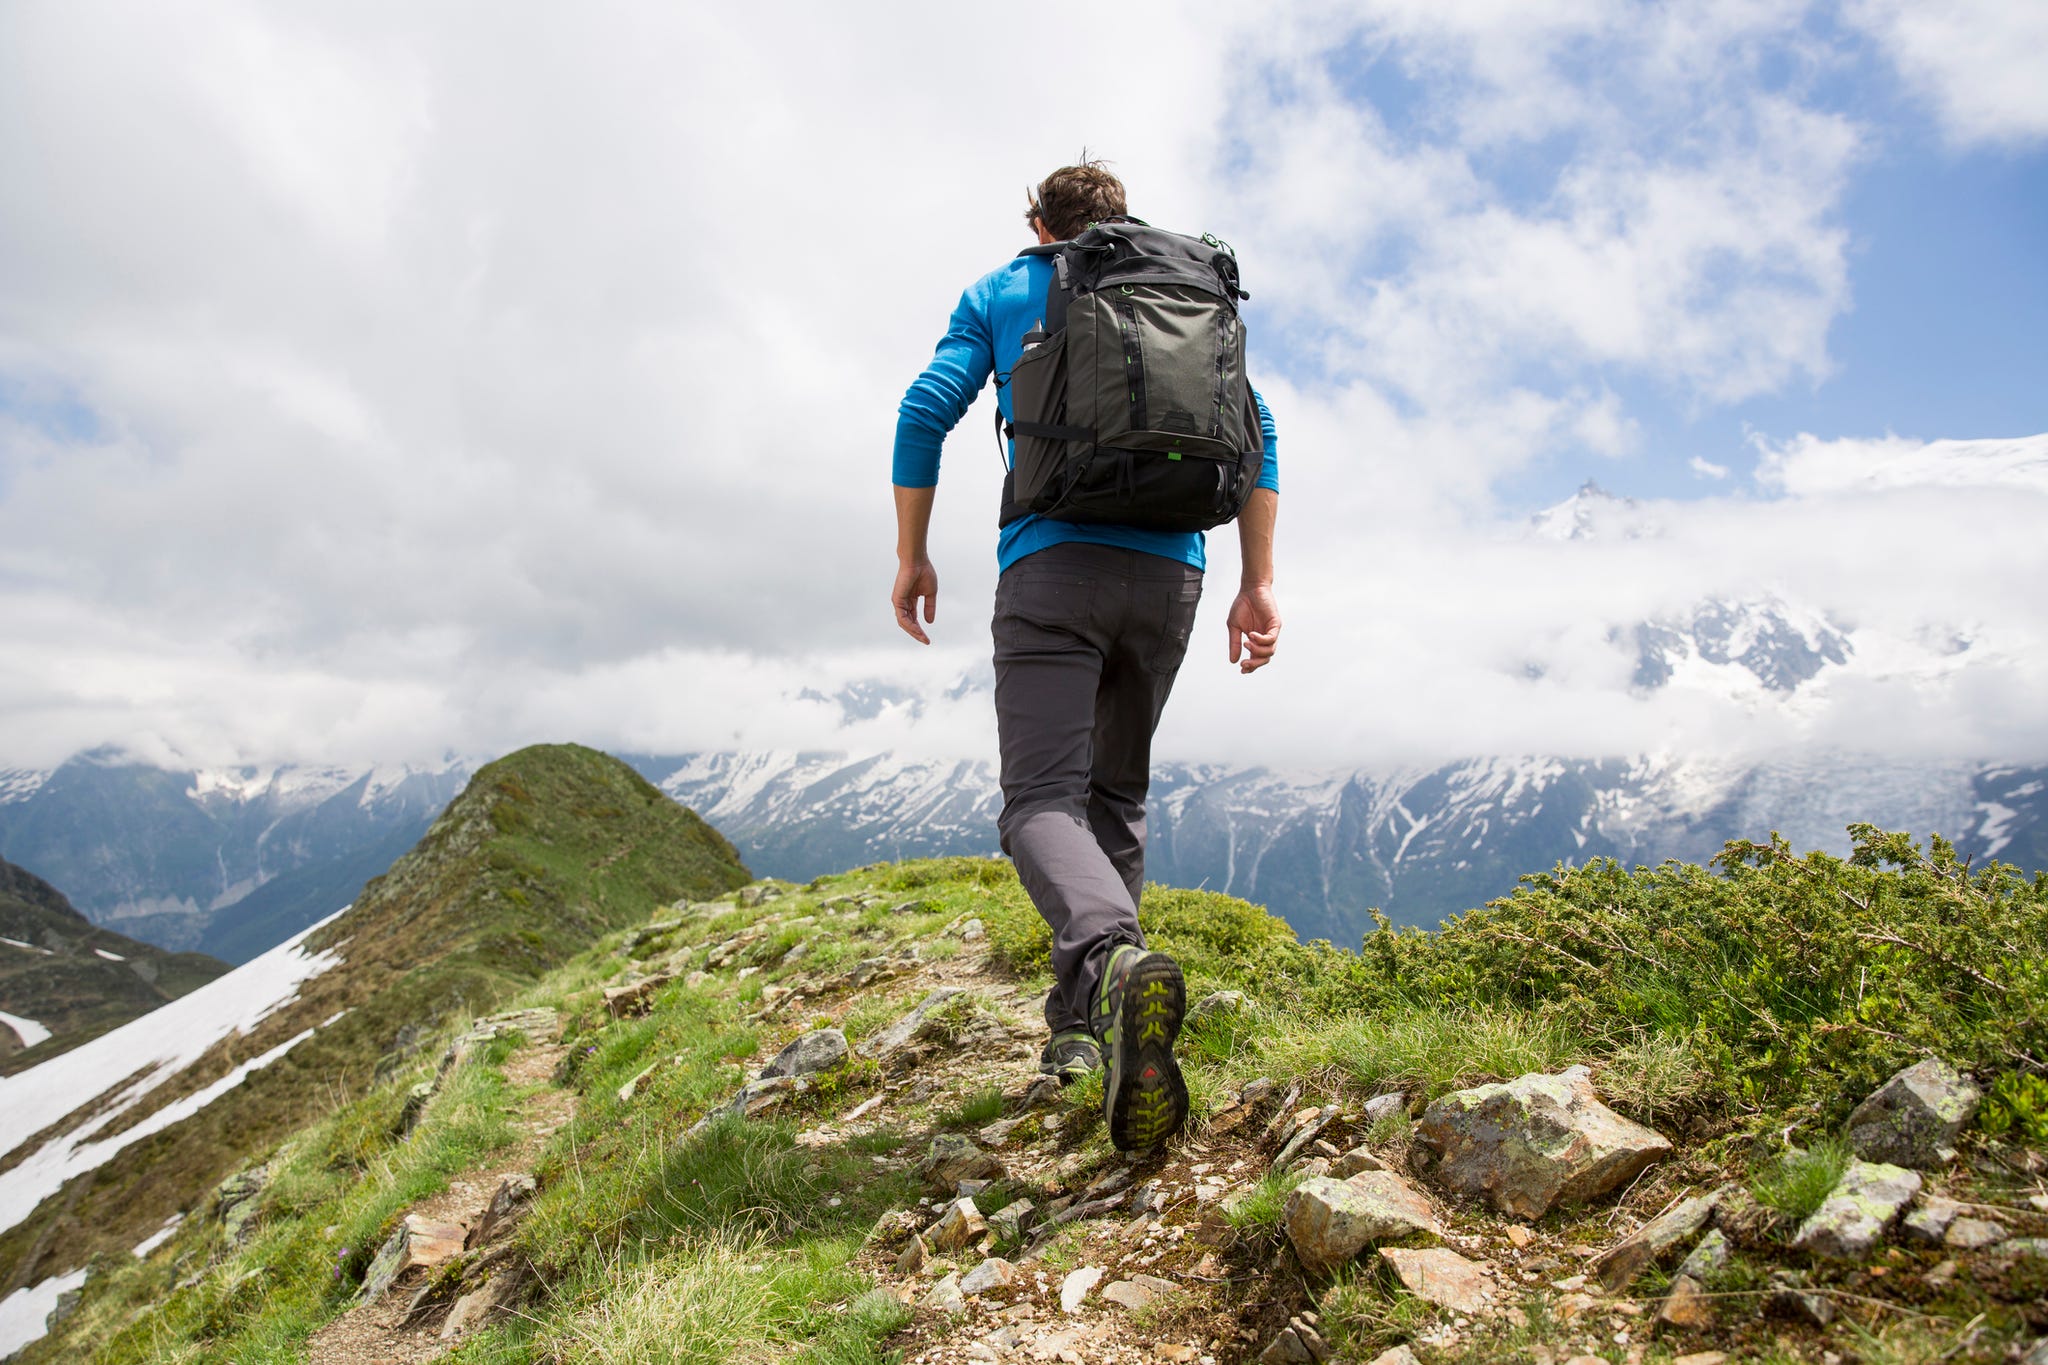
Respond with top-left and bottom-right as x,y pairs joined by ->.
133,1212 -> 183,1258
0,1266 -> 85,1358
0,938 -> 52,956
0,1012 -> 52,1049
92,947 -> 126,962
0,769 -> 49,805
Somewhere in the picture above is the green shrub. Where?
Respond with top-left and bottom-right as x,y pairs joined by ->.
1980,1070 -> 2048,1145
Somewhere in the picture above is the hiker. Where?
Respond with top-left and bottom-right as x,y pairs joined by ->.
889,159 -> 1280,1151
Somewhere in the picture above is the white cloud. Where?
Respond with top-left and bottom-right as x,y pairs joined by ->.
0,2 -> 2035,773
1689,456 -> 1730,479
1848,0 -> 2048,146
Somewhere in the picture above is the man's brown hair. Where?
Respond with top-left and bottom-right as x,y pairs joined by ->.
1027,156 -> 1127,241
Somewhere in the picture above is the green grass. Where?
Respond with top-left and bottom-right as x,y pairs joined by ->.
1751,1135 -> 1853,1222
1224,1166 -> 1306,1231
940,1086 -> 1005,1128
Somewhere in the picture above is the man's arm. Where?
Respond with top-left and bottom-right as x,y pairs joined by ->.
892,484 -> 938,645
1227,487 -> 1280,673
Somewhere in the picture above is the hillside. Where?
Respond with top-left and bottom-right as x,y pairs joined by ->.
0,743 -> 749,1311
13,827 -> 2045,1363
0,859 -> 228,1073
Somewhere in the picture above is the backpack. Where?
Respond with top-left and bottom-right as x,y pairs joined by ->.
996,219 -> 1264,533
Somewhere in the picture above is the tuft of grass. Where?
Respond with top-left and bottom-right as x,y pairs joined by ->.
1751,1134 -> 1852,1222
1261,1001 -> 1579,1100
1225,1166 -> 1306,1231
1598,1029 -> 1711,1126
940,1086 -> 1005,1128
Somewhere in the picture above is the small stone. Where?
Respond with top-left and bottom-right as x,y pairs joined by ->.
1767,1271 -> 1834,1326
2021,1339 -> 2048,1365
924,1271 -> 967,1314
1675,1228 -> 1728,1282
1944,1216 -> 2005,1250
1258,1328 -> 1313,1364
359,1215 -> 468,1302
1156,1347 -> 1200,1363
1379,1246 -> 1494,1314
761,1027 -> 848,1079
1504,1224 -> 1534,1249
1847,1058 -> 1981,1169
957,916 -> 987,941
468,1174 -> 537,1249
1902,1195 -> 1963,1244
921,1134 -> 1006,1192
1362,1091 -> 1407,1125
1187,990 -> 1245,1025
1792,1160 -> 1922,1260
1368,1349 -> 1422,1365
1416,1066 -> 1673,1220
1330,1146 -> 1388,1178
1656,1274 -> 1714,1330
1672,1354 -> 1728,1365
930,1198 -> 988,1253
1283,1170 -> 1442,1269
859,986 -> 963,1059
1059,1265 -> 1104,1313
617,1063 -> 657,1103
896,1235 -> 930,1273
1924,1258 -> 1958,1287
988,1198 -> 1036,1242
961,1257 -> 1018,1296
1240,1077 -> 1277,1107
1593,1188 -> 1725,1290
1102,1279 -> 1161,1311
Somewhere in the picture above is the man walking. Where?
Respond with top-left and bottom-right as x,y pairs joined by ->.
890,159 -> 1280,1151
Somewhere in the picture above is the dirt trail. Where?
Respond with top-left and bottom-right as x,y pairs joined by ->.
303,1040 -> 571,1365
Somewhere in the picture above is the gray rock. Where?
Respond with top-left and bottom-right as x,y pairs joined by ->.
988,1198 -> 1036,1242
1059,1265 -> 1104,1313
1240,1077 -> 1277,1107
1283,1171 -> 1442,1270
960,1256 -> 1017,1296
468,1173 -> 537,1249
858,986 -> 963,1059
1274,1111 -> 1335,1171
399,1081 -> 435,1135
929,1196 -> 988,1253
920,1134 -> 1005,1192
1999,1237 -> 2048,1260
760,1027 -> 848,1079
1901,1195 -> 1963,1244
2021,1338 -> 2048,1365
1415,1065 -> 1673,1219
1944,1216 -> 2006,1250
1593,1188 -> 1725,1290
1331,1146 -> 1388,1178
686,1075 -> 800,1135
1188,990 -> 1245,1026
1676,1227 -> 1729,1281
1767,1270 -> 1834,1326
215,1164 -> 271,1247
359,1214 -> 466,1302
1847,1058 -> 1981,1168
1378,1246 -> 1493,1314
895,1234 -> 929,1273
1362,1091 -> 1407,1125
1368,1349 -> 1422,1365
1792,1160 -> 1922,1260
1259,1327 -> 1315,1363
1101,1276 -> 1170,1311
923,1271 -> 966,1314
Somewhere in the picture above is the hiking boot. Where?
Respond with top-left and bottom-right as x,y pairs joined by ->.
1090,944 -> 1188,1152
1038,1030 -> 1101,1085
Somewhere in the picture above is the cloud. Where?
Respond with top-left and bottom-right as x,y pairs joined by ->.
1689,456 -> 1730,479
1848,0 -> 2048,147
0,2 -> 2037,772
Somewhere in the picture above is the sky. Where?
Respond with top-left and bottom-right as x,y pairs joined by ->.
0,0 -> 2044,773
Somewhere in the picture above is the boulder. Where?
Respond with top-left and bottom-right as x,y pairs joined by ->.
920,1135 -> 1006,1193
360,1214 -> 467,1302
1792,1160 -> 1921,1260
1847,1058 -> 1980,1168
1378,1246 -> 1494,1314
1592,1188 -> 1725,1291
1282,1171 -> 1441,1270
1415,1066 -> 1672,1219
858,987 -> 964,1059
760,1027 -> 848,1080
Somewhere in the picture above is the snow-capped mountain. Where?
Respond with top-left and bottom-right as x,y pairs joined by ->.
0,754 -> 471,961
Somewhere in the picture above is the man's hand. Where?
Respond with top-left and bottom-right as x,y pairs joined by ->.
1227,583 -> 1281,673
892,558 -> 938,644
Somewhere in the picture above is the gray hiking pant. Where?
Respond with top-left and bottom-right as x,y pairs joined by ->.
991,542 -> 1203,1039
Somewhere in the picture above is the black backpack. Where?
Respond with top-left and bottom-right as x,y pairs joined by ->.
997,219 -> 1264,533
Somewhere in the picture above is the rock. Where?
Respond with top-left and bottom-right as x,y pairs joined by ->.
1593,1188 -> 1724,1290
2021,1339 -> 2048,1365
1676,1228 -> 1729,1281
1331,1146 -> 1387,1178
1157,1348 -> 1202,1363
1902,1195 -> 1963,1244
1060,1265 -> 1104,1313
360,1214 -> 467,1301
1284,1171 -> 1442,1269
215,1165 -> 271,1247
1362,1091 -> 1407,1125
1288,1316 -> 1332,1362
1767,1271 -> 1834,1326
1998,1236 -> 2048,1260
399,1080 -> 435,1134
1378,1246 -> 1493,1314
1101,1274 -> 1175,1311
441,1007 -> 563,1070
1847,1058 -> 1980,1168
924,1271 -> 967,1314
930,1197 -> 988,1253
1792,1159 -> 1921,1260
467,1174 -> 537,1249
1240,1077 -> 1277,1107
858,986 -> 963,1059
1415,1065 -> 1673,1219
761,1027 -> 848,1080
1673,1353 -> 1728,1365
988,1198 -> 1036,1242
961,1256 -> 1017,1296
1259,1328 -> 1314,1363
687,1075 -> 800,1135
1369,1349 -> 1422,1365
1945,1216 -> 2006,1250
439,1263 -> 529,1340
958,917 -> 987,942
1188,990 -> 1245,1026
1274,1111 -> 1336,1171
921,1135 -> 1006,1192
1924,1257 -> 1958,1288
1656,1274 -> 1714,1330
684,970 -> 710,988
896,1234 -> 929,1273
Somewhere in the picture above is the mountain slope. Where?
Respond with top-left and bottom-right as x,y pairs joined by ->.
0,860 -> 228,1074
0,743 -> 748,1293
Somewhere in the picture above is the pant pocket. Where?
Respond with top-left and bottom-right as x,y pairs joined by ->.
1147,580 -> 1202,674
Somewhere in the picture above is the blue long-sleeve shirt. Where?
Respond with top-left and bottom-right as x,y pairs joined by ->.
894,251 -> 1278,573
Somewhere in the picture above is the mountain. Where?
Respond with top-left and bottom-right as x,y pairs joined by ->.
0,860 -> 229,1074
0,755 -> 471,959
0,744 -> 749,1293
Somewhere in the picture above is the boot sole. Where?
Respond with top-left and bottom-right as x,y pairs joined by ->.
1105,954 -> 1187,1152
